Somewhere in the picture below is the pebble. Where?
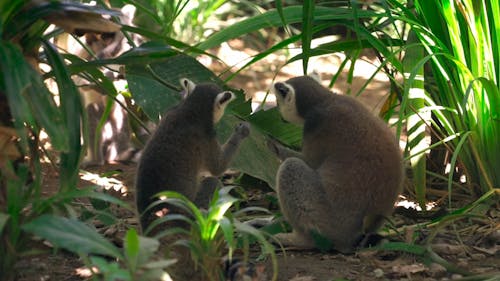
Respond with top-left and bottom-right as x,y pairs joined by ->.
373,268 -> 384,278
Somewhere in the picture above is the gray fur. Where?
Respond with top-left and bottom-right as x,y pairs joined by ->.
135,79 -> 250,231
270,76 -> 403,253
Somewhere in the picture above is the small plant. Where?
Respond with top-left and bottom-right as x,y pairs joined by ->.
23,214 -> 175,281
0,161 -> 133,281
0,2 -> 126,277
148,186 -> 277,281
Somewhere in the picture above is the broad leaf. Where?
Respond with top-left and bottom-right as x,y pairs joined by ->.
124,228 -> 140,271
217,115 -> 280,188
23,214 -> 122,258
126,52 -> 219,121
42,39 -> 83,191
126,50 -> 280,188
0,213 -> 8,236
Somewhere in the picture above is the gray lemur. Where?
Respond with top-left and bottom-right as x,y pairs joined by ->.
269,76 -> 403,253
135,79 -> 250,231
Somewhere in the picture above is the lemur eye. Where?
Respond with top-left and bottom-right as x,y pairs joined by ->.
274,83 -> 289,97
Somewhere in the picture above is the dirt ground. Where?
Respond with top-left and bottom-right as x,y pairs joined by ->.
11,40 -> 500,281
14,161 -> 500,281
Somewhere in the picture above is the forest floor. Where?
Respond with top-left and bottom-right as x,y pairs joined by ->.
14,40 -> 500,280
15,161 -> 500,281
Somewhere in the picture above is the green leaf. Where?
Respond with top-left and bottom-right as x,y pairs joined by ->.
42,39 -> 83,191
403,30 -> 428,210
446,131 -> 472,207
38,187 -> 132,215
217,115 -> 281,189
121,25 -> 212,57
0,213 -> 9,236
288,38 -> 405,64
371,242 -> 427,255
0,42 -> 69,152
247,108 -> 302,148
142,259 -> 177,269
108,41 -> 179,65
0,42 -> 37,150
225,34 -> 303,81
126,52 -> 219,121
274,0 -> 289,36
126,50 -> 280,188
124,228 -> 140,271
198,6 -> 383,50
218,217 -> 235,260
23,214 -> 122,258
137,235 -> 161,265
0,1 -> 24,35
26,69 -> 68,150
233,219 -> 278,280
156,192 -> 205,226
301,0 -> 314,74
90,256 -> 131,281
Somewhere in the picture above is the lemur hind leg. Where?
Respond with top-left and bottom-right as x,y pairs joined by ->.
275,157 -> 332,249
194,176 -> 220,209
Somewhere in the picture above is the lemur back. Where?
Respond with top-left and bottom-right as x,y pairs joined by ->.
270,76 -> 403,253
135,79 -> 249,231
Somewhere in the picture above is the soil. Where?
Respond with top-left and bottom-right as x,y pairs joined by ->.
13,161 -> 500,281
9,40 -> 500,281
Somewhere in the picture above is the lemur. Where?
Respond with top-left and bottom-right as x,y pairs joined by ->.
135,78 -> 250,231
269,76 -> 404,253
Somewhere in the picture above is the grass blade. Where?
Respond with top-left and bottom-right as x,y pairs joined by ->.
403,30 -> 428,209
301,0 -> 314,74
42,40 -> 83,191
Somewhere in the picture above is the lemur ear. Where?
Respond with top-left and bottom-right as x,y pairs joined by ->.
308,71 -> 322,83
215,91 -> 235,107
274,82 -> 295,103
273,82 -> 289,98
179,78 -> 196,98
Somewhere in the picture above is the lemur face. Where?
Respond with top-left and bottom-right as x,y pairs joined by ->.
213,91 -> 235,123
179,78 -> 234,124
272,82 -> 304,125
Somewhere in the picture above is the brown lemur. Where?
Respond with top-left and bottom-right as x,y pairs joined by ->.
135,78 -> 250,231
268,76 -> 404,253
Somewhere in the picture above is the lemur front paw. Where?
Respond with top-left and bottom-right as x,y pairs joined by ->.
235,122 -> 251,138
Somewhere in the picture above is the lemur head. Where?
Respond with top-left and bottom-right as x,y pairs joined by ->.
272,75 -> 328,125
180,78 -> 235,124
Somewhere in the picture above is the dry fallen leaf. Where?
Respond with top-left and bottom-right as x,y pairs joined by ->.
288,276 -> 316,281
0,126 -> 21,160
391,263 -> 426,275
431,243 -> 466,256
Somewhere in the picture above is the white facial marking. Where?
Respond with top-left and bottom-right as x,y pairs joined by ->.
271,82 -> 304,125
213,91 -> 235,123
